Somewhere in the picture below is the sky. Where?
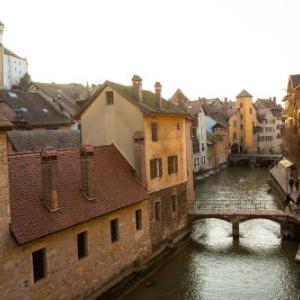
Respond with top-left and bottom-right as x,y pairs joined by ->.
1,0 -> 300,102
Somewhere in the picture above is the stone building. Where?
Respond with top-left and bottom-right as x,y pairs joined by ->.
0,22 -> 28,89
77,75 -> 195,251
1,128 -> 153,299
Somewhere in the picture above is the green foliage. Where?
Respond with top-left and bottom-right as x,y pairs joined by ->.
18,73 -> 32,90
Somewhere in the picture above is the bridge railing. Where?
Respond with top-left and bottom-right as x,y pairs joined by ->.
188,199 -> 282,214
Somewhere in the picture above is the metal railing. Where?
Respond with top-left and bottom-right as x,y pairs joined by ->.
188,198 -> 282,213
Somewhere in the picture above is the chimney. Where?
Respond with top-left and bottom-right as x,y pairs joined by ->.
154,82 -> 162,108
132,75 -> 143,101
80,145 -> 96,200
133,131 -> 146,187
41,147 -> 59,211
273,96 -> 276,105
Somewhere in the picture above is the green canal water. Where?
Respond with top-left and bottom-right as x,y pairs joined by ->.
122,166 -> 300,300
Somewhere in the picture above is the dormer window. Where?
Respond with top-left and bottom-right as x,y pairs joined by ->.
106,91 -> 114,105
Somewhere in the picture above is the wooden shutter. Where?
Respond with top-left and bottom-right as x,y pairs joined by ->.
150,159 -> 155,179
168,156 -> 172,174
158,158 -> 162,177
175,156 -> 178,173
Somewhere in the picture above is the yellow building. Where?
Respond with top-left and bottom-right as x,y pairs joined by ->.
77,75 -> 195,250
284,74 -> 300,133
228,90 -> 257,153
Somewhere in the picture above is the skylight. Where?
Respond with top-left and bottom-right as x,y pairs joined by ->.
8,92 -> 18,98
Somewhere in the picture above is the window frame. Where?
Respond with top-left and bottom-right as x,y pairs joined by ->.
168,155 -> 178,175
150,158 -> 162,179
151,122 -> 158,142
105,91 -> 114,105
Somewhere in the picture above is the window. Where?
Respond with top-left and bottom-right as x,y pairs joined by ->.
240,114 -> 243,120
240,125 -> 243,130
172,194 -> 177,212
250,107 -> 252,114
233,120 -> 237,128
77,231 -> 88,259
168,155 -> 178,175
240,103 -> 243,108
233,132 -> 237,140
151,122 -> 158,141
201,143 -> 205,151
110,218 -> 119,242
192,127 -> 197,138
32,248 -> 46,282
150,158 -> 162,179
135,209 -> 142,230
177,122 -> 180,130
155,201 -> 161,221
105,91 -> 114,105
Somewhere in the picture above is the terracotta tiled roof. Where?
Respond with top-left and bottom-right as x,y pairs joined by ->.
77,80 -> 190,118
0,90 -> 71,128
236,90 -> 252,98
9,145 -> 149,245
7,129 -> 80,152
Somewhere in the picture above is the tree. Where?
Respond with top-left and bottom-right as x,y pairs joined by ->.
18,73 -> 32,90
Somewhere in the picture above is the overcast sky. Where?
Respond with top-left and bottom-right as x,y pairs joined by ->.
1,0 -> 300,101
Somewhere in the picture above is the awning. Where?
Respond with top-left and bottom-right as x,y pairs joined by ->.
279,158 -> 294,169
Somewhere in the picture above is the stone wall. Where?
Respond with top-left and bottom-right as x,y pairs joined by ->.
0,200 -> 151,300
149,182 -> 188,250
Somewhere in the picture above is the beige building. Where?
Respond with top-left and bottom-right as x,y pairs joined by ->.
77,75 -> 195,250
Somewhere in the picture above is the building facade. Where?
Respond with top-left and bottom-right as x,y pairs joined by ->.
0,22 -> 28,89
1,138 -> 154,299
77,75 -> 195,251
228,90 -> 257,153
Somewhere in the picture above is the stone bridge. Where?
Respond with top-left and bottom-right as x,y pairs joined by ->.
229,153 -> 282,165
188,199 -> 292,238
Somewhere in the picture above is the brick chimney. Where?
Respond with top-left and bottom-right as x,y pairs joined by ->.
41,147 -> 59,211
80,145 -> 96,200
154,82 -> 162,108
132,75 -> 143,101
273,96 -> 276,106
133,131 -> 146,187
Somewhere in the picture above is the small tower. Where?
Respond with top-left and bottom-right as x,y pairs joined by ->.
0,21 -> 4,88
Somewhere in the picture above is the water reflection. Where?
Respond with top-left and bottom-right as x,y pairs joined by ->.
123,167 -> 300,300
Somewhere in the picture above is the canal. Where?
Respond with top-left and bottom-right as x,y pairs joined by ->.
122,166 -> 300,300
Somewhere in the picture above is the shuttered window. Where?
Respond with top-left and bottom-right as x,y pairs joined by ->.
168,155 -> 178,175
150,158 -> 162,179
32,248 -> 46,282
151,122 -> 158,141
